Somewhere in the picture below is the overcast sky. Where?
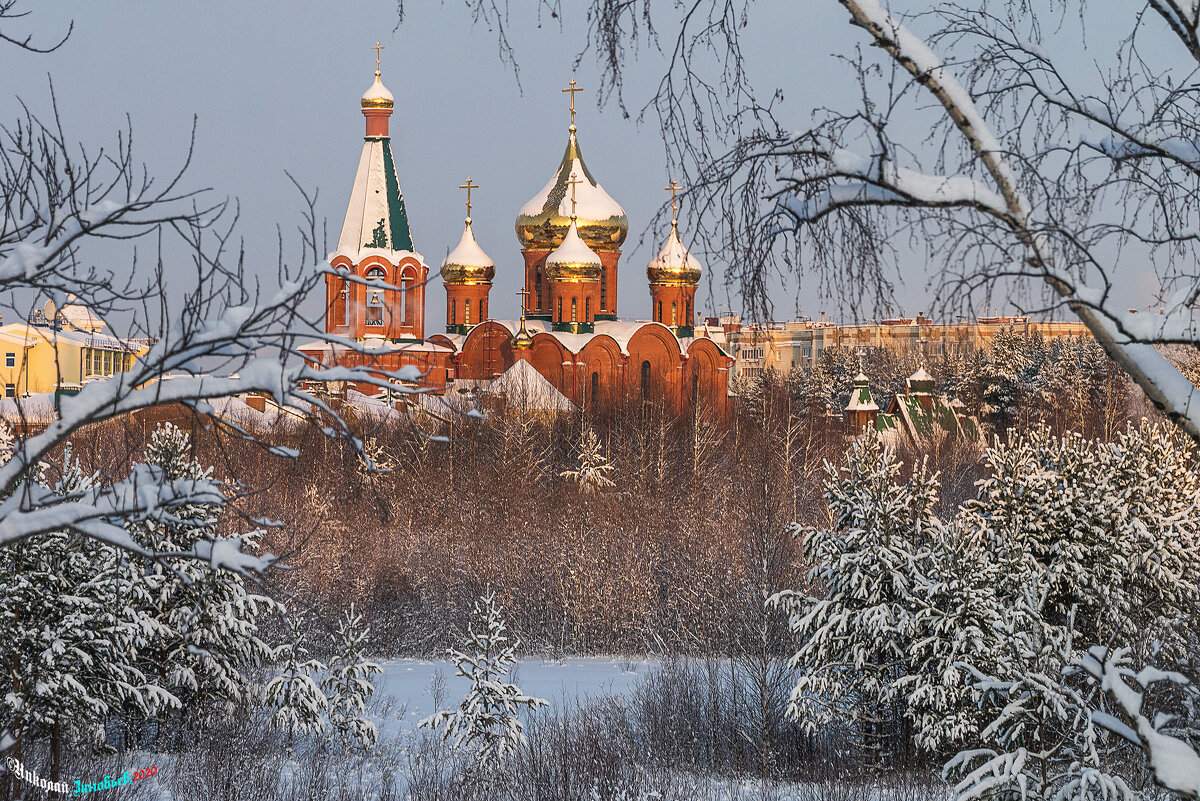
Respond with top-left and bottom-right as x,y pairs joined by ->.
1,2 -> 1157,327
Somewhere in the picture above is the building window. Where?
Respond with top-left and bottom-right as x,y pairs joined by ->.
103,350 -> 112,374
465,298 -> 471,326
641,360 -> 651,401
557,296 -> 563,322
452,300 -> 457,325
585,296 -> 591,322
571,298 -> 577,322
399,276 -> 409,324
536,270 -> 543,309
4,384 -> 12,398
691,373 -> 699,404
671,301 -> 677,326
4,352 -> 13,368
341,272 -> 351,326
591,371 -> 599,406
600,266 -> 607,309
657,301 -> 663,322
686,299 -> 692,324
365,266 -> 386,327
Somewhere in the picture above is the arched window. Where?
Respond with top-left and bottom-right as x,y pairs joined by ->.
365,266 -> 386,327
451,300 -> 457,326
571,298 -> 577,322
641,360 -> 651,401
337,268 -> 350,327
465,298 -> 472,326
686,299 -> 692,325
591,371 -> 600,406
691,372 -> 699,404
585,296 -> 591,322
399,275 -> 409,324
600,266 -> 608,310
671,301 -> 678,326
536,270 -> 543,309
657,301 -> 663,322
557,296 -> 563,322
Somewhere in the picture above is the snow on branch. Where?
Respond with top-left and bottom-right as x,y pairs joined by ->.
1081,645 -> 1200,800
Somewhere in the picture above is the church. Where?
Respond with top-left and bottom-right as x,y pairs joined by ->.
300,58 -> 732,418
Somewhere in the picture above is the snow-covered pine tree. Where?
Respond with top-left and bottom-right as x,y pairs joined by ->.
560,424 -> 615,494
419,587 -> 548,779
769,430 -> 939,764
125,423 -> 275,731
265,612 -> 327,741
322,604 -> 381,752
0,445 -> 151,781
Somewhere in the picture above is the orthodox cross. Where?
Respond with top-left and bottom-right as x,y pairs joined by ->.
459,177 -> 478,222
372,41 -> 385,74
566,171 -> 582,220
562,79 -> 583,129
664,180 -> 683,227
516,286 -> 530,315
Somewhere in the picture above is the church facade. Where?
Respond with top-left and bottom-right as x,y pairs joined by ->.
301,65 -> 731,418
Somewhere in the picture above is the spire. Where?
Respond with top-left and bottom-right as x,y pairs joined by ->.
513,287 -> 534,349
361,42 -> 395,137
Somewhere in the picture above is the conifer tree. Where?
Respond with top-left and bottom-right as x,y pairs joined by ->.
266,613 -> 327,740
560,424 -> 615,494
322,604 -> 381,751
419,587 -> 548,780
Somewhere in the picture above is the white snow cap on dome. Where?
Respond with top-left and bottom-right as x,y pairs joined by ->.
442,223 -> 494,268
518,133 -> 625,221
362,75 -> 394,105
909,367 -> 933,382
648,226 -> 703,274
853,371 -> 869,383
547,219 -> 601,266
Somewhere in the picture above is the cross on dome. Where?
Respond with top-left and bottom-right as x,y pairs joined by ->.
459,177 -> 478,224
566,171 -> 582,220
562,79 -> 583,131
372,41 -> 385,75
665,179 -> 683,229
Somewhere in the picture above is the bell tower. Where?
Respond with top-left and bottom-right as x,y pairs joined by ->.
325,43 -> 429,342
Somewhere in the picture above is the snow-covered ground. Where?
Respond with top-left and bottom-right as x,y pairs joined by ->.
373,656 -> 652,735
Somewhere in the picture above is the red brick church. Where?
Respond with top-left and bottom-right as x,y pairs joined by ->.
300,60 -> 731,417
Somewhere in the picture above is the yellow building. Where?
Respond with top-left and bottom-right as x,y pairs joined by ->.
0,303 -> 148,399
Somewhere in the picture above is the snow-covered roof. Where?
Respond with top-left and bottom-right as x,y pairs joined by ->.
486,359 -> 576,412
297,338 -> 454,356
58,303 -> 107,333
518,131 -> 625,223
361,74 -> 394,108
845,374 -> 878,412
204,395 -> 307,433
546,219 -> 601,267
334,134 -> 415,261
647,225 -> 703,282
0,393 -> 57,424
442,221 -> 494,269
478,318 -> 691,358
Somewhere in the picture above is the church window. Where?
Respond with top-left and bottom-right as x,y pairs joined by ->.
558,296 -> 563,322
465,298 -> 472,326
691,372 -> 699,404
452,300 -> 457,326
640,360 -> 651,401
366,266 -> 387,328
657,301 -> 663,322
671,301 -> 677,326
591,372 -> 599,406
600,266 -> 607,309
536,270 -> 543,309
399,275 -> 409,324
686,299 -> 692,324
585,296 -> 591,322
571,298 -> 577,322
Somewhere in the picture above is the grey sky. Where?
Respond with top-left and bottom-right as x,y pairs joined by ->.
2,2 -> 1156,327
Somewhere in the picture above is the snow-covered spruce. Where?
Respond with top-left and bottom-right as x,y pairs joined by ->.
322,604 -> 381,752
560,424 -> 616,494
419,588 -> 548,778
265,612 -> 327,740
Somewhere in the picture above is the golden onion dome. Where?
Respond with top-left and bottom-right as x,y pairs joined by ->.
544,219 -> 602,282
647,223 -> 703,285
515,130 -> 628,252
361,72 -> 395,109
441,220 -> 495,285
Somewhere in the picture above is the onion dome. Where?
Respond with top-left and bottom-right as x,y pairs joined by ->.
515,129 -> 628,252
361,72 -> 394,109
544,218 -> 602,282
441,220 -> 495,284
647,223 -> 703,285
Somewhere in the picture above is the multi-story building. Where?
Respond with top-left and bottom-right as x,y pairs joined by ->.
720,313 -> 1092,381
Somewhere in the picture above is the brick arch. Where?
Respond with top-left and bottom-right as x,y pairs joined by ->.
578,335 -> 623,409
458,320 -> 515,380
526,333 -> 571,395
626,324 -> 685,409
686,338 -> 730,419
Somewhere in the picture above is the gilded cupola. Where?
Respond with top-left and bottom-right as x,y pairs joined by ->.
441,220 -> 495,284
647,182 -> 703,285
544,218 -> 602,282
515,81 -> 628,253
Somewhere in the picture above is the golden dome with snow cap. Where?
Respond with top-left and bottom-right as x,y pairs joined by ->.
515,86 -> 627,252
441,220 -> 495,285
361,72 -> 394,109
647,222 -> 703,286
544,218 -> 602,282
